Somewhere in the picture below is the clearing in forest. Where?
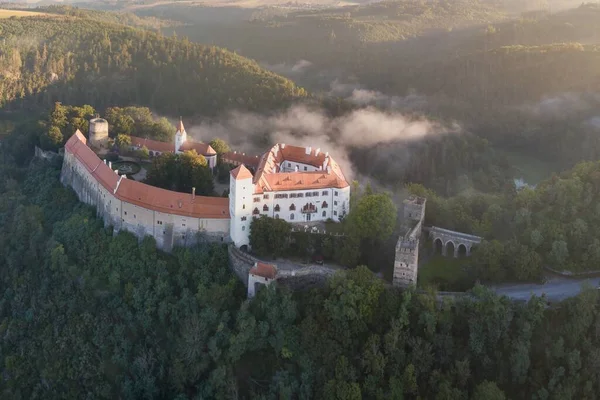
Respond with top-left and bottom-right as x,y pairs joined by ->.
0,9 -> 50,19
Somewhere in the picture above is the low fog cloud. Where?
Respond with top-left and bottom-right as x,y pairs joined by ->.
329,79 -> 428,111
187,104 -> 457,180
520,92 -> 600,117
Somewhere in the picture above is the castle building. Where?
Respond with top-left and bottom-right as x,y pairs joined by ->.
129,118 -> 218,169
228,143 -> 350,248
61,118 -> 350,252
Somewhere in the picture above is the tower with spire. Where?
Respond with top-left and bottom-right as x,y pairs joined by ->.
174,117 -> 187,153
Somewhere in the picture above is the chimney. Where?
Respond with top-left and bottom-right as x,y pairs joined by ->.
104,159 -> 107,165
281,143 -> 286,149
315,148 -> 320,156
114,169 -> 119,175
305,146 -> 311,155
108,161 -> 112,169
192,187 -> 196,201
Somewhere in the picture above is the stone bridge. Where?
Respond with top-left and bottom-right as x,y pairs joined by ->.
428,226 -> 482,257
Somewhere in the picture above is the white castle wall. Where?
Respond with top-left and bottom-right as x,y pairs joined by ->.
61,149 -> 230,252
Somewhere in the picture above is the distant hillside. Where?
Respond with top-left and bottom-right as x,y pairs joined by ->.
0,16 -> 308,116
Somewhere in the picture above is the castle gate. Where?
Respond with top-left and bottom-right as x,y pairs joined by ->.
429,226 -> 482,258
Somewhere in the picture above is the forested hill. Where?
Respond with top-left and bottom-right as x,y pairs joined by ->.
0,16 -> 308,116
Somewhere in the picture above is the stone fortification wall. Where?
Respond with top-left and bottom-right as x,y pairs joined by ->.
228,245 -> 261,285
61,143 -> 229,252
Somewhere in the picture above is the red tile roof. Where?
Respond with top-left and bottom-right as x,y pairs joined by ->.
230,164 -> 254,180
222,151 -> 261,168
130,136 -> 174,153
179,141 -> 216,155
252,144 -> 349,193
65,131 -> 229,219
250,262 -> 277,279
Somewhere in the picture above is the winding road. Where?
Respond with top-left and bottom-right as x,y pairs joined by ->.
491,277 -> 600,302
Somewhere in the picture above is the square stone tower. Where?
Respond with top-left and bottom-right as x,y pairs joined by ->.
393,196 -> 426,288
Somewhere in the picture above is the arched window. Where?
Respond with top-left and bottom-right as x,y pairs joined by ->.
253,208 -> 259,215
322,211 -> 326,217
242,226 -> 245,231
290,213 -> 295,220
274,204 -> 280,212
322,201 -> 328,208
275,214 -> 279,219
263,204 -> 269,211
289,203 -> 296,211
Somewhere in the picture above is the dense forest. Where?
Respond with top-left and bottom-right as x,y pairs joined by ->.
0,15 -> 307,116
1,124 -> 600,399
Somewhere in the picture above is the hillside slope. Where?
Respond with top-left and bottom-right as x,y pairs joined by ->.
0,16 -> 308,116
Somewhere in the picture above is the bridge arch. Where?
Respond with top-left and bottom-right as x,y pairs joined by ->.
428,226 -> 482,258
433,237 -> 443,254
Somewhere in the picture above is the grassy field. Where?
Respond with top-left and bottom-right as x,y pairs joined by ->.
418,254 -> 475,292
0,9 -> 50,19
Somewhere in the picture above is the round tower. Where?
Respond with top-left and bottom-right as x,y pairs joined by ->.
89,115 -> 109,149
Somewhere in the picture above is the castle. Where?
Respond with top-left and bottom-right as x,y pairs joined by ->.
61,117 -> 350,252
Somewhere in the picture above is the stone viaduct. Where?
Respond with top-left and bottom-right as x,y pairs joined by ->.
429,226 -> 482,258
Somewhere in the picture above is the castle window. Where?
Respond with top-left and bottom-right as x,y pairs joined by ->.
334,201 -> 338,206
241,216 -> 247,221
182,223 -> 186,227
275,214 -> 279,219
304,166 -> 307,171
288,162 -> 291,167
322,201 -> 328,208
157,221 -> 162,225
253,208 -> 260,215
242,226 -> 245,231
289,204 -> 296,211
290,213 -> 294,220
134,215 -> 136,219
254,197 -> 260,202
335,191 -> 338,196
263,204 -> 269,212
322,211 -> 326,217
297,193 -> 303,198
306,193 -> 312,197
322,191 -> 328,196
313,191 -> 319,196
290,193 -> 297,198
334,211 -> 337,216
243,204 -> 246,209
274,204 -> 280,212
263,194 -> 269,199
124,211 -> 127,216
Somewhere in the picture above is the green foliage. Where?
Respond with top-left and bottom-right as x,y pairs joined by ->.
39,102 -> 96,150
115,133 -> 131,149
145,150 -> 214,195
0,155 -> 600,399
209,138 -> 230,155
346,192 -> 396,243
249,215 -> 291,258
0,15 -> 308,117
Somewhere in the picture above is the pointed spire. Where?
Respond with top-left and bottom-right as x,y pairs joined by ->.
177,116 -> 185,133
